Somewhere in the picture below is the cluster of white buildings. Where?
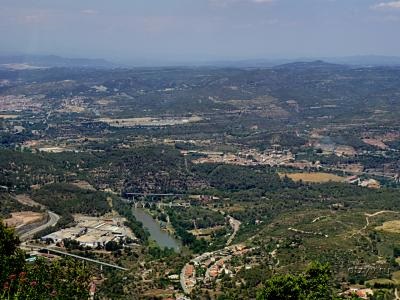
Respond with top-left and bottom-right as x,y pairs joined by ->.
42,215 -> 135,249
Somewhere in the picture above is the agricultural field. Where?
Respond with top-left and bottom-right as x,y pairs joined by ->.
279,172 -> 346,183
98,115 -> 202,127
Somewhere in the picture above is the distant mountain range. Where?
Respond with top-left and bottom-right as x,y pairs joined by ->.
269,60 -> 348,72
208,55 -> 400,68
325,55 -> 400,67
1,54 -> 400,69
0,54 -> 116,69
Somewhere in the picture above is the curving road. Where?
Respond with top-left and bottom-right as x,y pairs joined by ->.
20,211 -> 60,241
12,194 -> 60,241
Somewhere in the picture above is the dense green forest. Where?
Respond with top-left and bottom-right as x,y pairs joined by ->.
30,183 -> 110,236
166,206 -> 227,253
32,183 -> 110,217
0,220 -> 91,299
0,194 -> 37,219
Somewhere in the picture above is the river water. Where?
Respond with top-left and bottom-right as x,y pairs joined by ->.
131,207 -> 181,252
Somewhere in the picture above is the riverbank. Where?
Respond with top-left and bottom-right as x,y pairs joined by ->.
131,207 -> 181,252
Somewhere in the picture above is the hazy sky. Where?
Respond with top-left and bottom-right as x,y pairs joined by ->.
1,0 -> 400,63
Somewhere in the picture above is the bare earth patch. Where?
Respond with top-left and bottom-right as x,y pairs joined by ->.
58,105 -> 85,113
0,114 -> 19,119
71,180 -> 96,191
4,212 -> 46,229
96,99 -> 114,105
362,138 -> 388,150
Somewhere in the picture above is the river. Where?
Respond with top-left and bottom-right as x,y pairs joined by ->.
131,207 -> 181,252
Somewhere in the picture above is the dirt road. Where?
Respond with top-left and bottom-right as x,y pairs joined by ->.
226,216 -> 241,246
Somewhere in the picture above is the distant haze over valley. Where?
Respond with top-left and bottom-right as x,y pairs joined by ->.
2,54 -> 400,68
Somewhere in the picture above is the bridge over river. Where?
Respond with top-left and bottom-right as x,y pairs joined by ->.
122,193 -> 191,209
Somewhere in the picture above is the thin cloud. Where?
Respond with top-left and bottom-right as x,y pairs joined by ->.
371,1 -> 400,10
81,9 -> 98,15
252,0 -> 274,3
17,10 -> 50,24
210,0 -> 274,7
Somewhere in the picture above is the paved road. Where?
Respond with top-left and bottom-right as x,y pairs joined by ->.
125,193 -> 184,197
12,194 -> 60,241
20,211 -> 60,241
320,165 -> 397,180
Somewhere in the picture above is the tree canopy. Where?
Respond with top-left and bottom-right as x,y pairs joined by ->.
257,262 -> 341,300
0,220 -> 91,299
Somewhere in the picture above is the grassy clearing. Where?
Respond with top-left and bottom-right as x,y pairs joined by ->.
391,270 -> 400,284
395,258 -> 400,266
189,225 -> 225,237
365,278 -> 394,286
375,220 -> 400,234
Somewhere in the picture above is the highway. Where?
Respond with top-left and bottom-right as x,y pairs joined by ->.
319,165 -> 398,180
24,244 -> 128,271
20,211 -> 60,241
124,192 -> 184,197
